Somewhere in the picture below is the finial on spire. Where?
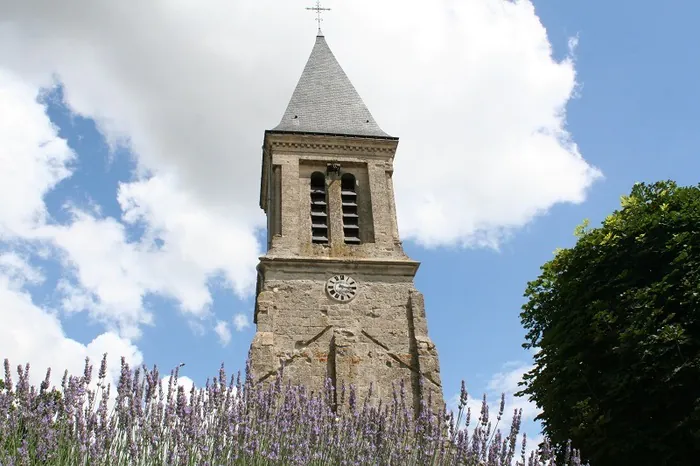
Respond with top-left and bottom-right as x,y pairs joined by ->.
306,0 -> 331,35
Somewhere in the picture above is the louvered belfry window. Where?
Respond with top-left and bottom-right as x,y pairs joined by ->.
310,172 -> 329,244
341,174 -> 360,244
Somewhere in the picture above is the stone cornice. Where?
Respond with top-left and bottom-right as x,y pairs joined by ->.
258,255 -> 420,278
264,131 -> 399,158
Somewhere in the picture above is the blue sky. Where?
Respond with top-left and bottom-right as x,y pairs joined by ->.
1,0 -> 698,446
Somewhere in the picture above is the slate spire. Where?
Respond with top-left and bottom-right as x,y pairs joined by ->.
272,34 -> 392,138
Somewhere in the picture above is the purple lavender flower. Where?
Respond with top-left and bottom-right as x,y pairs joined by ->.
0,356 -> 585,466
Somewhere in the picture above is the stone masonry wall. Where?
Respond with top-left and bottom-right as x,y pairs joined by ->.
249,267 -> 444,414
252,133 -> 445,415
263,135 -> 405,260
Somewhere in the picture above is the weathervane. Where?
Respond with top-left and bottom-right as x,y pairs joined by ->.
306,0 -> 331,34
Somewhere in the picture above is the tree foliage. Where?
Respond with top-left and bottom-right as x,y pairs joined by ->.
518,180 -> 700,466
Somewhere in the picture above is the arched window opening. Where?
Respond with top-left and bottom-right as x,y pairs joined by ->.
310,172 -> 329,244
341,174 -> 360,244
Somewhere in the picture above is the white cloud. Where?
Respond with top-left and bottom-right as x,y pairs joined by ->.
188,319 -> 207,337
0,66 -> 254,395
43,214 -> 158,338
0,252 -> 45,286
161,373 -> 196,398
40,206 -> 238,338
215,320 -> 232,346
160,373 -> 240,407
117,174 -> 259,298
446,360 -> 543,463
0,69 -> 142,391
36,174 -> 260,337
0,69 -> 74,238
0,258 -> 142,391
486,361 -> 541,425
0,0 -> 602,395
0,0 -> 600,251
233,313 -> 251,332
0,67 -> 258,339
461,362 -> 539,438
483,361 -> 543,461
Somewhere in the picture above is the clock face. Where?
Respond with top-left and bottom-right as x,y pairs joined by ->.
326,275 -> 358,302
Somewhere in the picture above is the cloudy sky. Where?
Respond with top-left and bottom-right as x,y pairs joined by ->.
1,0 -> 698,445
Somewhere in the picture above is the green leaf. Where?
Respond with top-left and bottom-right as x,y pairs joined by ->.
518,180 -> 700,466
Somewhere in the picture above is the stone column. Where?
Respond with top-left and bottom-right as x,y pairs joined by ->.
327,174 -> 343,247
366,161 -> 393,250
274,154 -> 300,255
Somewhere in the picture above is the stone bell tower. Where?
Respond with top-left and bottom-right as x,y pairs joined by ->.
249,32 -> 444,413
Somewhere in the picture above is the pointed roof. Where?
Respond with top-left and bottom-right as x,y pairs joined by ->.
271,34 -> 393,139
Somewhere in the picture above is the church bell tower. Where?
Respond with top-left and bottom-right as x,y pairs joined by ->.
249,32 -> 444,413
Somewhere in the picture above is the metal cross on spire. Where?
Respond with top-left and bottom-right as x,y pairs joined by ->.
306,0 -> 331,35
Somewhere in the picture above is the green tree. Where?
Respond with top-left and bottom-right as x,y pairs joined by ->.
518,181 -> 700,466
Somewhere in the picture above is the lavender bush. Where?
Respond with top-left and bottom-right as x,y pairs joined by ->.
0,356 -> 583,465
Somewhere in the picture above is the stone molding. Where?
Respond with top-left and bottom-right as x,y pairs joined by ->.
264,131 -> 399,157
258,255 -> 420,278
